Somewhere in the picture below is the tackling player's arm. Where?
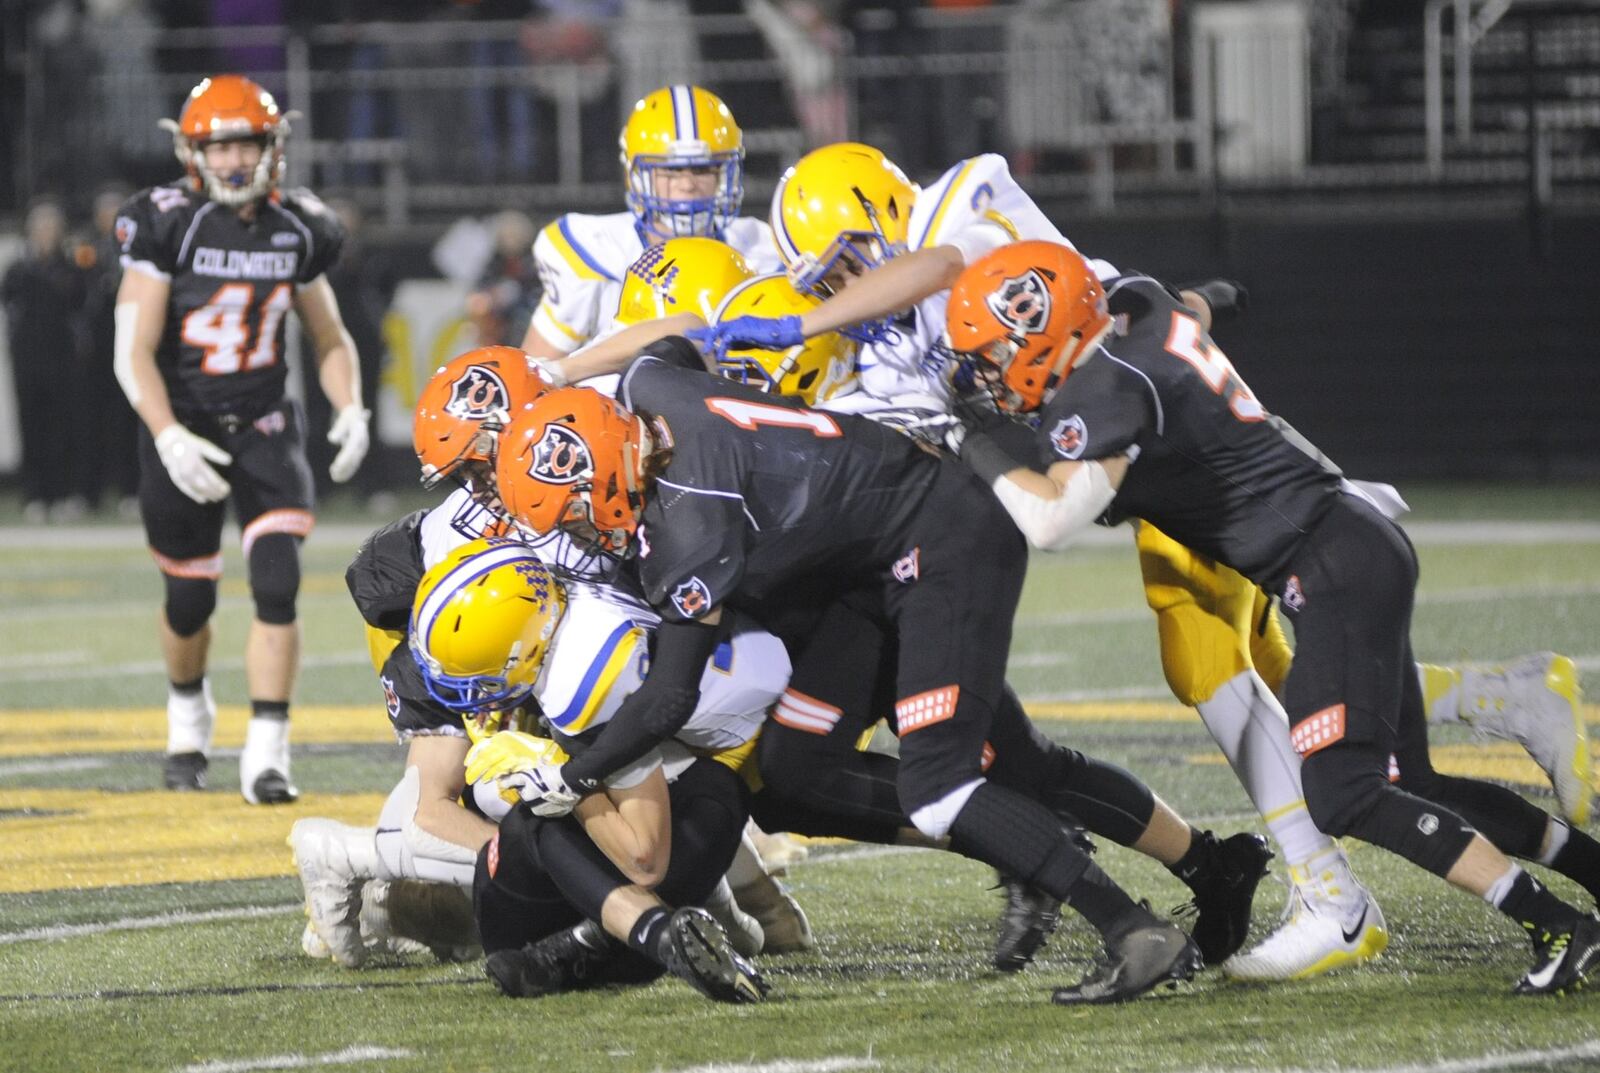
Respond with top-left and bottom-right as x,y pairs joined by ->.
559,612 -> 723,794
982,453 -> 1132,552
548,315 -> 708,384
406,733 -> 499,850
573,767 -> 673,887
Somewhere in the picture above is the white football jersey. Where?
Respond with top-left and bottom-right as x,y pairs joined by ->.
530,210 -> 783,354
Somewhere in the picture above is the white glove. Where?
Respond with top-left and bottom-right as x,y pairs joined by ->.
506,762 -> 581,817
326,404 -> 371,483
154,424 -> 232,504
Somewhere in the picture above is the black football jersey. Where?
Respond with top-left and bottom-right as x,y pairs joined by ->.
117,183 -> 344,419
1034,274 -> 1342,585
618,352 -> 940,622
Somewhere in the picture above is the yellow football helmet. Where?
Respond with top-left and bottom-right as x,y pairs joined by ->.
409,538 -> 566,718
712,274 -> 858,405
770,142 -> 918,298
615,237 -> 754,327
620,84 -> 744,241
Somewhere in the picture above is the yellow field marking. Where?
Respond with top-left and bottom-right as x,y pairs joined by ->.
0,789 -> 387,894
0,706 -> 395,757
1026,701 -> 1197,722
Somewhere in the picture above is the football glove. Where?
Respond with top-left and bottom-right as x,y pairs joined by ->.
326,404 -> 371,483
1181,278 -> 1250,324
505,762 -> 582,817
464,730 -> 570,786
692,314 -> 805,360
155,424 -> 233,504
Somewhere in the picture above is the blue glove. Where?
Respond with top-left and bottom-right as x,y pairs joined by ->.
703,314 -> 806,360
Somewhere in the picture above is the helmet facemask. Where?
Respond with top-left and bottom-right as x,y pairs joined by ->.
787,196 -> 906,346
626,151 -> 744,242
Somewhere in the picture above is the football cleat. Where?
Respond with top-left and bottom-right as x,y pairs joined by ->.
299,920 -> 331,960
1050,922 -> 1204,1006
657,907 -> 770,1004
993,876 -> 1063,973
1462,653 -> 1591,826
1175,831 -> 1274,966
747,826 -> 810,874
487,925 -> 613,998
732,870 -> 814,954
162,751 -> 208,791
704,878 -> 765,959
241,715 -> 298,805
1515,914 -> 1600,996
1223,879 -> 1389,981
288,819 -> 369,968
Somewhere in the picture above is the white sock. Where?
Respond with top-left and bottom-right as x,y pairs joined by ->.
1539,819 -> 1571,866
725,828 -> 769,890
1484,863 -> 1523,908
166,679 -> 215,755
1196,670 -> 1335,867
241,714 -> 289,768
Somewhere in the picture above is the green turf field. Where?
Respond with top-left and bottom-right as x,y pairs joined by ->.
2,484 -> 1598,1073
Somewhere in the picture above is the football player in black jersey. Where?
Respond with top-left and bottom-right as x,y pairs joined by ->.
488,346 -> 1215,1005
114,75 -> 370,803
945,240 -> 1600,996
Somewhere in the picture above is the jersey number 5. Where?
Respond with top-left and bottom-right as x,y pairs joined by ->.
1162,313 -> 1263,422
705,397 -> 841,437
182,282 -> 293,376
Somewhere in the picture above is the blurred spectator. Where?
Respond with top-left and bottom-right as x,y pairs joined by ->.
2,200 -> 87,523
745,0 -> 849,146
465,210 -> 539,346
522,0 -> 622,182
73,184 -> 140,514
461,0 -> 538,181
209,0 -> 285,81
308,197 -> 399,501
335,1 -> 430,185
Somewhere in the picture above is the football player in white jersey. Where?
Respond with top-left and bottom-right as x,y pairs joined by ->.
520,85 -> 783,360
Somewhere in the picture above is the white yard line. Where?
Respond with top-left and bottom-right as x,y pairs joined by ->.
662,1059 -> 880,1073
0,756 -> 113,777
0,904 -> 298,946
1202,1039 -> 1600,1073
173,1046 -> 415,1073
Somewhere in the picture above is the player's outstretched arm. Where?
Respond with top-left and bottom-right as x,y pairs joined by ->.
799,245 -> 966,339
548,313 -> 707,385
959,429 -> 1131,551
297,275 -> 370,482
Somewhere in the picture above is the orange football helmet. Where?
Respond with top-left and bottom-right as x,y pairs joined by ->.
413,347 -> 554,493
159,75 -> 289,206
946,240 -> 1111,413
495,388 -> 647,557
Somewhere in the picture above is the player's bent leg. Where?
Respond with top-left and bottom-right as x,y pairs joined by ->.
374,766 -> 479,887
289,817 -> 382,968
724,830 -> 810,955
1422,653 -> 1591,825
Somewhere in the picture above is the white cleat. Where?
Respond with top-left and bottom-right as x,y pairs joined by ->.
705,877 -> 766,959
1224,864 -> 1389,982
747,827 -> 810,874
288,819 -> 370,968
299,920 -> 331,960
242,716 -> 299,805
1463,653 -> 1591,826
733,870 -> 815,954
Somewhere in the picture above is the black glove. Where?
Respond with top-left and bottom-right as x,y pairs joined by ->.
1182,278 -> 1249,324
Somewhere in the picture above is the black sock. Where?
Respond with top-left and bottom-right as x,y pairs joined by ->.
250,699 -> 290,721
1166,829 -> 1209,885
628,906 -> 671,965
1549,824 -> 1600,904
1498,870 -> 1580,940
170,676 -> 204,696
1064,860 -> 1156,942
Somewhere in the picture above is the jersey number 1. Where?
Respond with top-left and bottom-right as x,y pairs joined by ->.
183,282 -> 293,376
1162,313 -> 1263,422
705,397 -> 841,437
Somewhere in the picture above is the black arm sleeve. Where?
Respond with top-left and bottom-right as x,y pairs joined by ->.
560,617 -> 722,792
344,510 -> 427,630
962,419 -> 1044,484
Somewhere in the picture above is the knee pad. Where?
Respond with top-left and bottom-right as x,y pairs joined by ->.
163,574 -> 217,638
1301,744 -> 1475,877
1248,590 -> 1294,696
248,532 -> 302,625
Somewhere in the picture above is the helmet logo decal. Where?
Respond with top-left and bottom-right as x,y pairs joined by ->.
1049,415 -> 1087,460
445,365 -> 510,421
670,577 -> 712,619
528,424 -> 593,485
988,269 -> 1052,335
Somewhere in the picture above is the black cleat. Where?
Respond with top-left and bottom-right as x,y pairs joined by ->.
163,751 -> 208,791
1176,831 -> 1273,966
994,876 -> 1063,973
658,907 -> 770,1004
1051,922 -> 1204,1006
246,770 -> 300,805
1515,914 -> 1600,996
486,924 -> 612,998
